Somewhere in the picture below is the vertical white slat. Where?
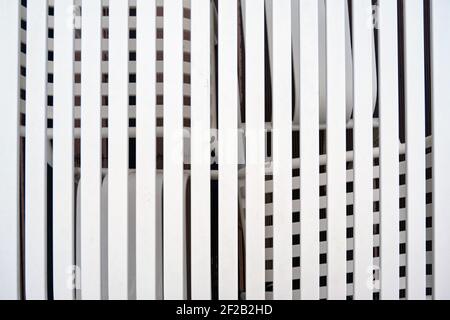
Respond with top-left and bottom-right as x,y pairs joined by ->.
299,0 -> 320,300
53,0 -> 75,300
25,0 -> 48,300
272,0 -> 292,300
136,0 -> 157,300
191,0 -> 211,300
352,0 -> 374,300
325,0 -> 347,300
218,0 -> 238,300
163,0 -> 185,299
404,0 -> 426,300
244,0 -> 265,300
0,0 -> 21,300
430,0 -> 450,300
378,0 -> 399,300
108,0 -> 129,300
80,0 -> 103,300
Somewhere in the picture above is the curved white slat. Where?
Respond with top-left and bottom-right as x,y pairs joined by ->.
326,0 -> 347,300
0,0 -> 21,300
108,0 -> 129,300
352,0 -> 374,300
404,0 -> 426,300
191,0 -> 212,300
25,0 -> 48,300
81,0 -> 103,300
272,0 -> 292,300
430,0 -> 450,300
